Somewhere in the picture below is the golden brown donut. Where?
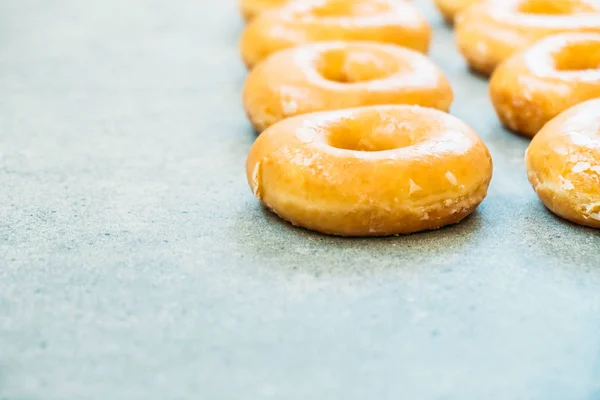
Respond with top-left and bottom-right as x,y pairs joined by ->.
433,0 -> 479,24
455,0 -> 600,76
239,0 -> 289,22
490,33 -> 600,137
526,99 -> 600,228
243,41 -> 454,132
240,0 -> 430,69
246,105 -> 493,236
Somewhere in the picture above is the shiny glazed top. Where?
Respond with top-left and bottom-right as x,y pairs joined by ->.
243,41 -> 453,132
456,0 -> 600,74
247,105 -> 492,211
489,33 -> 600,136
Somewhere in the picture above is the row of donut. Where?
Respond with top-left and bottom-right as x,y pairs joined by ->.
240,0 -> 487,236
238,0 -> 600,234
240,0 -> 600,137
435,0 -> 600,230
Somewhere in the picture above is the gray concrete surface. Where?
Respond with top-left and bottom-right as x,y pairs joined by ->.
1,0 -> 600,399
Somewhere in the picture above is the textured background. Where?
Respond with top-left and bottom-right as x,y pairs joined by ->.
1,0 -> 600,399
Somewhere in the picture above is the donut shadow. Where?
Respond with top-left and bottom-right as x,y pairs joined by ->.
441,18 -> 454,28
239,118 -> 498,270
495,118 -> 540,141
521,200 -> 600,269
236,62 -> 249,87
228,201 -> 486,277
232,19 -> 245,39
257,204 -> 484,240
503,125 -> 533,142
542,203 -> 600,236
244,122 -> 262,142
238,110 -> 259,140
489,123 -> 534,153
467,66 -> 491,82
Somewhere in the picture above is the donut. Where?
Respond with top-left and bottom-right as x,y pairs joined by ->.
433,0 -> 479,24
490,33 -> 600,137
243,41 -> 454,132
526,99 -> 600,228
455,0 -> 600,76
246,105 -> 493,236
239,0 -> 289,22
240,0 -> 430,69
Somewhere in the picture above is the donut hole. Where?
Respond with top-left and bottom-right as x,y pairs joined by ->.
326,112 -> 419,152
517,0 -> 580,15
554,41 -> 600,71
317,48 -> 400,83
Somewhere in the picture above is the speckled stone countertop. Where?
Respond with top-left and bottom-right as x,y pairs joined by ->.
1,0 -> 600,399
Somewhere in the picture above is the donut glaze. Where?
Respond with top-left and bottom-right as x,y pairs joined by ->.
243,41 -> 453,132
434,0 -> 479,24
526,99 -> 600,228
455,0 -> 600,76
246,105 -> 493,236
240,0 -> 430,69
490,33 -> 600,137
240,0 -> 289,22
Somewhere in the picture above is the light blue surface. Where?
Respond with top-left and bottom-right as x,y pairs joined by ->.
1,0 -> 600,399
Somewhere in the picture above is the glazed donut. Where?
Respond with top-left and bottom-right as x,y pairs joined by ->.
490,33 -> 600,137
239,0 -> 289,22
526,99 -> 600,228
433,0 -> 479,24
240,0 -> 430,69
455,0 -> 600,76
246,105 -> 493,236
243,41 -> 453,132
